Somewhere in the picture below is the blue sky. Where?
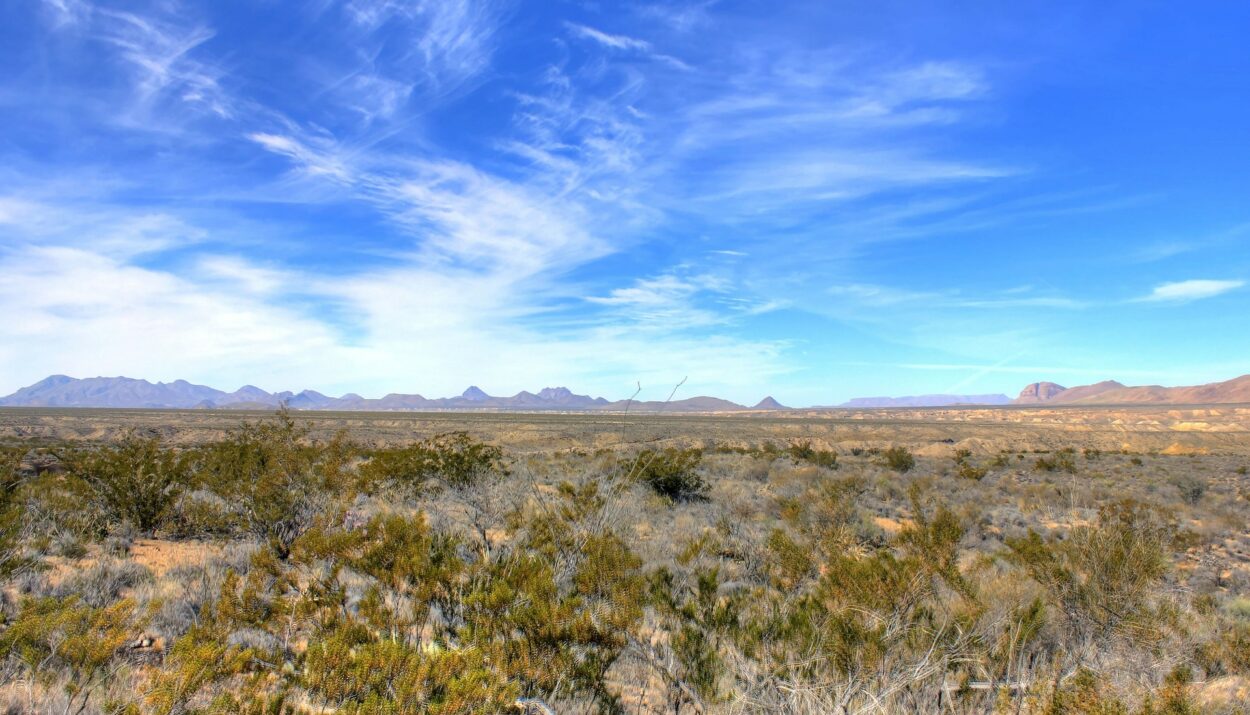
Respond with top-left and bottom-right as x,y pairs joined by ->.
1,1 -> 1248,405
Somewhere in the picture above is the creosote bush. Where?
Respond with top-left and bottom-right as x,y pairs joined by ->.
64,433 -> 189,534
882,445 -> 915,473
786,439 -> 838,469
1,446 -> 27,579
358,431 -> 506,493
626,447 -> 708,501
196,408 -> 354,558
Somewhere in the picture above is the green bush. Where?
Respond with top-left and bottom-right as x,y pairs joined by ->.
64,434 -> 188,534
195,409 -> 353,558
956,461 -> 988,481
1,446 -> 27,579
787,440 -> 838,469
359,431 -> 505,492
882,446 -> 915,473
627,448 -> 708,501
1034,453 -> 1076,473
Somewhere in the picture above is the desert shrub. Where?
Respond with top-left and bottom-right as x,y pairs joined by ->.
358,431 -> 505,493
167,489 -> 240,538
19,471 -> 106,543
1006,500 -> 1174,649
882,446 -> 915,473
1,446 -> 28,579
196,409 -> 354,558
63,433 -> 188,534
627,447 -> 708,501
301,624 -> 516,714
1,595 -> 138,715
349,512 -> 464,634
1044,668 -> 1129,714
1171,474 -> 1206,506
766,528 -> 813,588
787,440 -> 838,469
956,461 -> 989,481
1034,453 -> 1077,473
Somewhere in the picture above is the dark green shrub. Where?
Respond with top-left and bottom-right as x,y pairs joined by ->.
1034,453 -> 1076,473
65,434 -> 187,534
787,440 -> 838,469
1,446 -> 27,579
359,431 -> 505,492
1172,474 -> 1206,506
882,446 -> 915,473
628,448 -> 707,501
195,409 -> 352,558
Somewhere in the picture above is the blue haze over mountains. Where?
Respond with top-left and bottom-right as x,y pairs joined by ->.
0,375 -> 1021,410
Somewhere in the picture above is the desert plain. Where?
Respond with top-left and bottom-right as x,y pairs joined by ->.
3,404 -> 1250,713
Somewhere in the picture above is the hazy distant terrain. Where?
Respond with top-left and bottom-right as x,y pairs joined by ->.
6,373 -> 1250,412
0,375 -> 786,413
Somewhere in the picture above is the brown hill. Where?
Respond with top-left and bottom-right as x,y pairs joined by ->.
1016,382 -> 1067,404
1015,374 -> 1250,405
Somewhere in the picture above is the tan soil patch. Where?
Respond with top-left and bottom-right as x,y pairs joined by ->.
129,539 -> 223,578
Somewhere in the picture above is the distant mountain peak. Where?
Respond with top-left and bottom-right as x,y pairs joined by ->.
1016,382 -> 1068,403
752,396 -> 787,410
538,387 -> 574,400
839,393 -> 1013,408
461,386 -> 490,401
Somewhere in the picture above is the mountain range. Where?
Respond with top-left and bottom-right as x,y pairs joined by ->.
3,374 -> 1250,411
1014,374 -> 1250,405
0,375 -> 790,413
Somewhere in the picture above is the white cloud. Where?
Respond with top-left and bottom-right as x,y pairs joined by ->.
564,22 -> 691,70
247,133 -> 353,182
344,0 -> 501,95
566,22 -> 652,52
95,7 -> 233,119
1141,279 -> 1245,303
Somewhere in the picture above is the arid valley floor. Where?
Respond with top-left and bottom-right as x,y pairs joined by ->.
3,405 -> 1250,713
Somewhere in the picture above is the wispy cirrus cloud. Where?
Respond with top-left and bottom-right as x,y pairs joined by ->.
1140,279 -> 1245,303
343,0 -> 503,97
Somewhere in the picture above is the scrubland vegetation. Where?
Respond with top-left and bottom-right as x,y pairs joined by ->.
2,410 -> 1250,713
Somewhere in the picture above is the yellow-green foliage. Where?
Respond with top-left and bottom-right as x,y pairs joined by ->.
196,409 -> 354,557
302,625 -> 515,714
3,596 -> 138,713
882,446 -> 916,472
1,446 -> 26,578
1006,500 -> 1173,644
358,432 -> 505,493
65,433 -> 188,533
